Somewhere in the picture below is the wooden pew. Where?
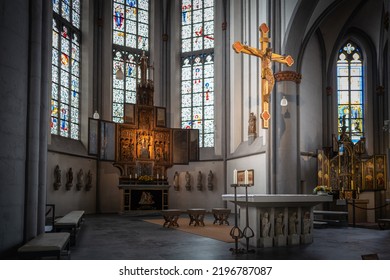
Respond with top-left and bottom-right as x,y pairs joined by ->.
18,232 -> 70,259
54,210 -> 85,245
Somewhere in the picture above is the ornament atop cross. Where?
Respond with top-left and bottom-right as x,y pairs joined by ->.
232,23 -> 294,129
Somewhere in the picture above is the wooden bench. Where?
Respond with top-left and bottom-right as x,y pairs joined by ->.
377,218 -> 390,230
313,210 -> 348,226
18,232 -> 70,259
54,210 -> 84,245
161,209 -> 182,228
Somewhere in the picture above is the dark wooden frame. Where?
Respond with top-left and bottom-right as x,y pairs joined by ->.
189,129 -> 199,161
88,118 -> 99,156
155,107 -> 166,127
172,129 -> 189,164
99,120 -> 116,161
124,103 -> 136,125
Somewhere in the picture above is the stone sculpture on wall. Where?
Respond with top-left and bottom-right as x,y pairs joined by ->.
207,170 -> 213,191
185,171 -> 191,191
86,170 -> 92,191
261,212 -> 271,237
66,168 -> 73,191
53,165 -> 61,190
197,171 -> 203,191
76,168 -> 84,191
173,171 -> 179,191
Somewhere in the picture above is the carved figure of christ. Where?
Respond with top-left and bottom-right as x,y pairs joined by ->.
232,23 -> 294,129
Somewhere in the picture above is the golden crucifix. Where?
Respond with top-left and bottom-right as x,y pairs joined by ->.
232,23 -> 294,129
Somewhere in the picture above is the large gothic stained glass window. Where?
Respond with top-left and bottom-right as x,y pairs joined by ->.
181,0 -> 215,148
112,0 -> 149,123
51,0 -> 81,139
337,42 -> 364,143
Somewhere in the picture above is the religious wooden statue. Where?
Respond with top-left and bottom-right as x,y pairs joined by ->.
248,112 -> 256,136
53,165 -> 61,190
233,23 -> 294,129
76,168 -> 83,191
197,171 -> 203,191
66,167 -> 73,191
207,170 -> 213,191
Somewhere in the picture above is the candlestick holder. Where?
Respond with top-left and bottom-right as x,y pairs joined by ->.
229,184 -> 245,254
241,183 -> 255,253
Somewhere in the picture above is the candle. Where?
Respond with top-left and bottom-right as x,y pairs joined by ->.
244,170 -> 249,185
157,174 -> 159,179
233,169 -> 237,184
162,175 -> 164,180
135,173 -> 138,179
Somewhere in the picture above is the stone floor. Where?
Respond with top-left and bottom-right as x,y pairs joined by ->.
70,213 -> 390,260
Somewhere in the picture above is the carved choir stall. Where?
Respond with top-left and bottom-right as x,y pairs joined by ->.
317,116 -> 387,222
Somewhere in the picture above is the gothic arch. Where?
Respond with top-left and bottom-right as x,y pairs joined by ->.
327,28 -> 378,154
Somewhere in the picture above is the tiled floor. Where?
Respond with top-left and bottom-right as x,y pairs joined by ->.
70,213 -> 390,260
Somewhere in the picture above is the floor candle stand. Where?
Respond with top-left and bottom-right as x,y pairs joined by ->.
242,184 -> 255,253
229,184 -> 245,254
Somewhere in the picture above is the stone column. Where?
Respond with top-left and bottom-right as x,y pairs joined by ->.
272,71 -> 302,194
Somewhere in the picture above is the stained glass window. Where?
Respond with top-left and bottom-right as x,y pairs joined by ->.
337,42 -> 364,143
181,0 -> 215,148
51,0 -> 81,140
112,0 -> 149,122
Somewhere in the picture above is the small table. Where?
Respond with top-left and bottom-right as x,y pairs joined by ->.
212,208 -> 231,225
161,209 -> 182,228
187,208 -> 206,226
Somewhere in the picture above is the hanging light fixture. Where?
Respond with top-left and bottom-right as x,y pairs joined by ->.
280,96 -> 288,107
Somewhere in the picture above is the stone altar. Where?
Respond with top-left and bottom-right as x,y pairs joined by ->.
222,194 -> 333,247
119,184 -> 170,213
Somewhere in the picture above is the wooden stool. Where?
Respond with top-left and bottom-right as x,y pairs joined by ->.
161,209 -> 182,228
187,208 -> 206,226
212,208 -> 231,225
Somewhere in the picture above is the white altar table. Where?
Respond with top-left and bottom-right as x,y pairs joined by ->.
222,194 -> 333,247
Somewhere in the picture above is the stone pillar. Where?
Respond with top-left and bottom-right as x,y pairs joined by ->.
273,71 -> 302,194
0,0 -> 50,257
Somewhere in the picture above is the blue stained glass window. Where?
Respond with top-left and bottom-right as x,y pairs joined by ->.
112,0 -> 150,123
181,1 -> 215,148
336,42 -> 364,143
51,0 -> 81,140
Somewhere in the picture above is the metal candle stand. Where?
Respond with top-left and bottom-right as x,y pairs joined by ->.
229,184 -> 255,254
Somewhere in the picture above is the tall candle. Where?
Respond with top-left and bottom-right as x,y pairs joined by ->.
157,174 -> 159,179
135,173 -> 137,179
244,170 -> 249,185
233,169 -> 237,184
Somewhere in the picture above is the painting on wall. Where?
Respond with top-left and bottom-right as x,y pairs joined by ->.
155,107 -> 166,127
374,155 -> 386,190
172,129 -> 189,164
189,129 -> 199,161
124,103 -> 136,125
237,169 -> 254,186
88,118 -> 99,156
100,120 -> 116,161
